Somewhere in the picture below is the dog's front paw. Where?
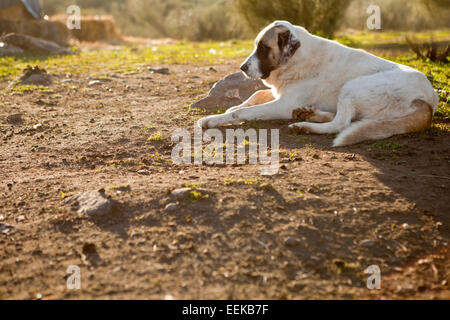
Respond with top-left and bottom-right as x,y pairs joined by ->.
197,114 -> 228,129
288,122 -> 311,134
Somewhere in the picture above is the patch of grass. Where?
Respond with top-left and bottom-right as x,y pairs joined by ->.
8,85 -> 53,94
109,185 -> 131,192
336,30 -> 450,48
0,40 -> 252,81
60,191 -> 71,199
148,132 -> 163,142
369,141 -> 405,151
189,190 -> 209,201
114,159 -> 138,167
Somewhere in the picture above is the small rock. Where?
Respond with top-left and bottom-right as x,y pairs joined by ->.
0,34 -> 71,56
32,124 -> 43,131
81,242 -> 101,266
401,223 -> 411,230
165,203 -> 178,211
16,215 -> 25,222
61,79 -> 80,84
6,113 -> 23,124
170,187 -> 192,199
148,67 -> 170,75
360,239 -> 375,247
64,190 -> 115,217
137,169 -> 150,175
0,223 -> 13,234
164,294 -> 175,300
290,281 -> 306,291
88,80 -> 101,86
284,237 -> 299,247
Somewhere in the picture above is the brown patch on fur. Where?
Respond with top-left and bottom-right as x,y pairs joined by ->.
255,25 -> 300,79
292,107 -> 314,121
247,90 -> 275,106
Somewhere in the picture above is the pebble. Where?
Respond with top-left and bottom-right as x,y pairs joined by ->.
148,67 -> 170,75
137,169 -> 150,175
64,190 -> 115,217
16,215 -> 25,222
290,281 -> 306,291
0,223 -> 13,234
165,203 -> 178,211
88,80 -> 101,86
360,239 -> 375,247
6,113 -> 23,123
284,237 -> 299,247
170,188 -> 191,199
401,223 -> 411,230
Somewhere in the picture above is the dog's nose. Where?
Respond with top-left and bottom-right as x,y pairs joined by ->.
240,63 -> 249,73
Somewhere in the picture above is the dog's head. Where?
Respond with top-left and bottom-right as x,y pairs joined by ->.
240,21 -> 301,80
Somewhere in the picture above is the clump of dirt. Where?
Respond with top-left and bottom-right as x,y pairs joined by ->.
8,65 -> 52,88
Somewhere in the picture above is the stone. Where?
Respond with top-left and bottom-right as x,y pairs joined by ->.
165,203 -> 178,211
64,190 -> 115,217
190,72 -> 269,110
0,42 -> 24,56
148,67 -> 170,75
89,80 -> 102,86
0,223 -> 13,234
401,223 -> 411,230
170,188 -> 192,199
360,239 -> 375,247
6,113 -> 23,124
0,33 -> 72,55
284,237 -> 299,247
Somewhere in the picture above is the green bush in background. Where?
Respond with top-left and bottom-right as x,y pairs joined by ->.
235,0 -> 352,38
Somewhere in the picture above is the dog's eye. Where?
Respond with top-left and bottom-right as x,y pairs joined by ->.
258,43 -> 270,52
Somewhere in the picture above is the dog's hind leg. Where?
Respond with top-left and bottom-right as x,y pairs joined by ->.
332,99 -> 433,147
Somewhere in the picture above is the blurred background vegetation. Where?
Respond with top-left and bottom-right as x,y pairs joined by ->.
40,0 -> 450,41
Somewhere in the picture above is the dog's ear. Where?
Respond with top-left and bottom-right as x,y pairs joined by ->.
278,30 -> 301,63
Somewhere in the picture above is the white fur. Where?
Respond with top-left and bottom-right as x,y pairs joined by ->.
242,53 -> 262,79
197,21 -> 439,146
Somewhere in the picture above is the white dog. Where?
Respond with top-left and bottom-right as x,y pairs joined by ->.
197,21 -> 439,147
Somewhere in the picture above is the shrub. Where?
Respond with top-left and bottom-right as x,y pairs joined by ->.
235,0 -> 353,38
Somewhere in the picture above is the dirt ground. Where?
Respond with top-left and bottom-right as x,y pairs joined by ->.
0,56 -> 449,300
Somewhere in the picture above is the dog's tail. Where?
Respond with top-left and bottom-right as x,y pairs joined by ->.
333,99 -> 433,147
